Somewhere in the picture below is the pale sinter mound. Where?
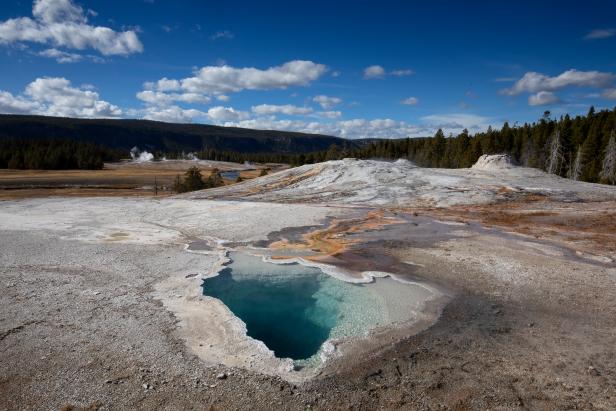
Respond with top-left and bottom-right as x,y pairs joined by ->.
471,154 -> 517,171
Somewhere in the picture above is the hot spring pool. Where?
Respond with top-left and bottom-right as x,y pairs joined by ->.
202,252 -> 434,365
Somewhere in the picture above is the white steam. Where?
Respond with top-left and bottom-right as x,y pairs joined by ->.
130,146 -> 154,162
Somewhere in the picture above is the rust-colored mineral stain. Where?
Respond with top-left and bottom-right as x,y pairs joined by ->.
268,209 -> 404,260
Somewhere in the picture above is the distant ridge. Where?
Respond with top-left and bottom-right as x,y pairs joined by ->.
0,114 -> 358,154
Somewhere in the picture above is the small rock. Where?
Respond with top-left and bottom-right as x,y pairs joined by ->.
142,383 -> 149,389
588,366 -> 600,376
216,372 -> 227,380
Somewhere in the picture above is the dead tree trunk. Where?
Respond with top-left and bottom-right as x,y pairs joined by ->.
546,130 -> 564,175
569,145 -> 583,181
600,130 -> 616,185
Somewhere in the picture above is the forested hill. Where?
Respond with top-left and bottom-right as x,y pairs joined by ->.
0,114 -> 354,154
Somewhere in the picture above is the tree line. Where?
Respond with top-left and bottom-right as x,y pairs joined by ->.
0,138 -> 126,170
346,106 -> 616,184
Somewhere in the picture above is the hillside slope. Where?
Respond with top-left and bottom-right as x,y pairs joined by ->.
0,114 -> 355,154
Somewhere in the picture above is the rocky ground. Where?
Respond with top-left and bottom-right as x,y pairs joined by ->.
2,157 -> 616,410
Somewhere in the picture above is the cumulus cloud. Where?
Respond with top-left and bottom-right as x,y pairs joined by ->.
584,28 -> 616,40
528,91 -> 560,106
420,113 -> 493,133
251,104 -> 313,116
401,97 -> 419,105
206,106 -> 249,121
182,60 -> 327,94
313,95 -> 342,109
0,91 -> 40,114
136,60 -> 327,112
502,69 -> 615,95
0,0 -> 143,56
502,69 -> 616,106
0,77 -> 121,118
137,60 -> 327,108
136,90 -> 211,105
219,111 -> 493,139
34,0 -> 86,24
363,65 -> 414,79
222,118 -> 423,139
141,105 -> 206,123
603,89 -> 616,99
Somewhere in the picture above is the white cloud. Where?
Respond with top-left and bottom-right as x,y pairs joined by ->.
502,69 -> 616,106
33,0 -> 86,24
210,30 -> 234,40
207,106 -> 249,121
603,89 -> 616,99
503,69 -> 615,95
363,65 -> 386,79
26,77 -> 121,117
420,113 -> 493,133
136,90 -> 211,105
0,91 -> 40,114
37,47 -> 104,63
528,91 -> 560,106
584,28 -> 616,40
0,77 -> 121,118
220,112 -> 493,139
251,104 -> 313,116
364,65 -> 414,79
401,97 -> 419,105
313,95 -> 342,109
0,0 -> 143,56
180,60 -> 327,94
38,47 -> 82,63
137,60 -> 327,109
154,78 -> 181,91
222,118 -> 419,139
141,105 -> 206,123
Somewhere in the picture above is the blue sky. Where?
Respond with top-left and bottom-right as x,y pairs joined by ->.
0,0 -> 615,138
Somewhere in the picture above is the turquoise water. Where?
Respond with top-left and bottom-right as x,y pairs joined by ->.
203,265 -> 338,359
202,252 -> 433,363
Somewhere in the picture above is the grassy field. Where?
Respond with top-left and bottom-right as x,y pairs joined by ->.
0,160 -> 277,200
